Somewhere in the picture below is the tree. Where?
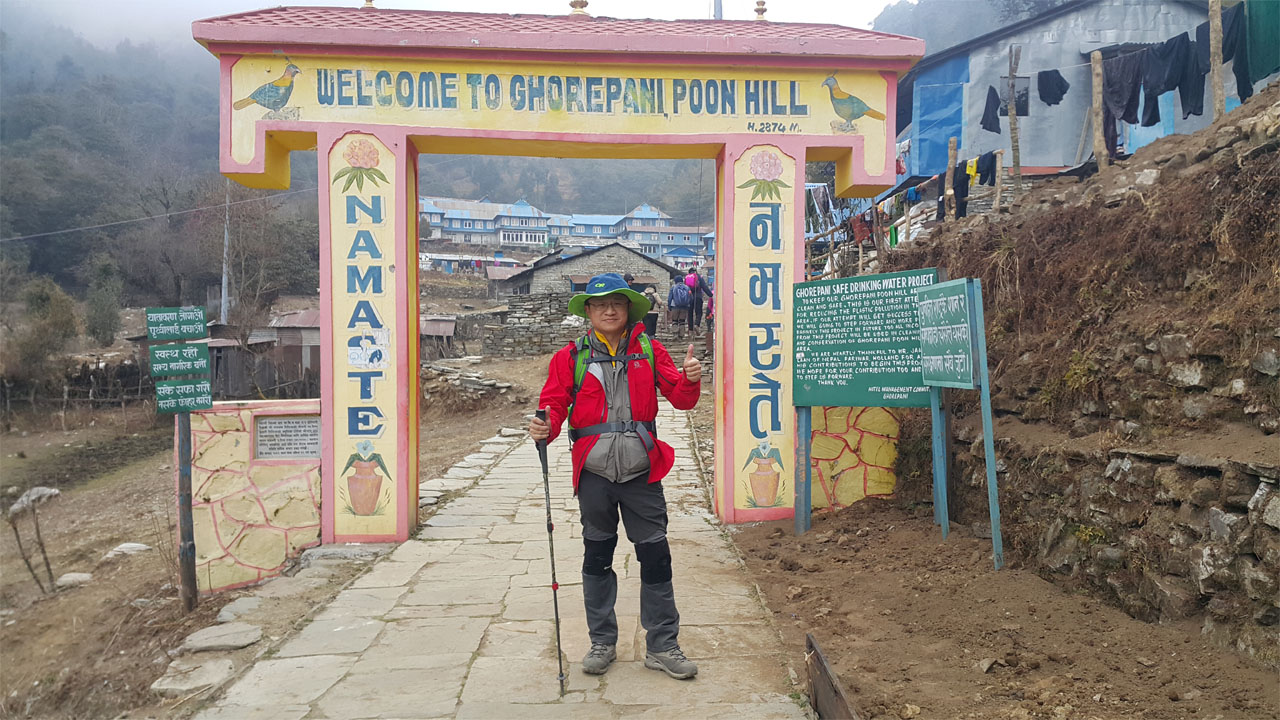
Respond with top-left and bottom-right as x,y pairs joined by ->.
83,253 -> 123,346
2,277 -> 78,382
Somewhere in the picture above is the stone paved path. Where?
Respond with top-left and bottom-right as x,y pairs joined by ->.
195,405 -> 807,719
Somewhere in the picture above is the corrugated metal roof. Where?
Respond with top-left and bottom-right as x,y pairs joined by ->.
193,7 -> 924,61
486,266 -> 525,281
269,309 -> 321,328
571,214 -> 624,226
421,315 -> 457,337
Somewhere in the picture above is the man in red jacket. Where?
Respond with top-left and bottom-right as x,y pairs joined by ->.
529,272 -> 702,680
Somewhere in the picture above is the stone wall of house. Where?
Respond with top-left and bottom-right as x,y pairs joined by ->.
184,399 -> 322,593
482,292 -> 585,356
526,245 -> 677,298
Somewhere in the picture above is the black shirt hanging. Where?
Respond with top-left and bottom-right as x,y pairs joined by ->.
980,86 -> 1002,134
1036,70 -> 1070,106
1196,3 -> 1253,102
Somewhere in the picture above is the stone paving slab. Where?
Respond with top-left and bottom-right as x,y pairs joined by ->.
192,405 -> 808,719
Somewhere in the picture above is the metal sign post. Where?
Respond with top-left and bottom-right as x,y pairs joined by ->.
146,306 -> 212,610
916,278 -> 1004,569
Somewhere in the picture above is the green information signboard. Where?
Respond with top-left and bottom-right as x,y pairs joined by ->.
792,268 -> 938,408
146,306 -> 207,341
155,378 -> 213,413
916,279 -> 977,390
149,343 -> 211,377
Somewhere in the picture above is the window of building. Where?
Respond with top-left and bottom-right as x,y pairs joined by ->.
594,226 -> 602,233
667,235 -> 674,242
570,280 -> 589,292
464,234 -> 472,242
998,76 -> 1030,117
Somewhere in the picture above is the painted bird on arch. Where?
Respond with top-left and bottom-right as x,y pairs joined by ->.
234,62 -> 302,112
821,74 -> 885,132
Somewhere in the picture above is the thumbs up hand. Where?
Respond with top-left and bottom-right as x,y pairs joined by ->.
681,344 -> 702,384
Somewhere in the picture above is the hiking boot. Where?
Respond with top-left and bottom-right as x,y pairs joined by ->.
644,646 -> 698,679
582,643 -> 616,675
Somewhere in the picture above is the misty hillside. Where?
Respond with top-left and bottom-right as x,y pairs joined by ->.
0,4 -> 716,304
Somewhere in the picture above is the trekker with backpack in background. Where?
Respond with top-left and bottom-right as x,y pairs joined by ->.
683,269 -> 713,335
529,272 -> 703,681
666,274 -> 691,341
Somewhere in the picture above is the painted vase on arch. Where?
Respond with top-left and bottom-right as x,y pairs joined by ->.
347,460 -> 383,516
749,458 -> 780,507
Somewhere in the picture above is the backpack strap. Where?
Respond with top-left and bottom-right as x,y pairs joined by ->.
567,331 -> 661,442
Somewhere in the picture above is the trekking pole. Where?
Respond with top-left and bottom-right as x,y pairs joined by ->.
535,408 -> 567,696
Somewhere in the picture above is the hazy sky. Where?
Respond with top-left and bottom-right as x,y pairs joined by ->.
11,0 -> 903,51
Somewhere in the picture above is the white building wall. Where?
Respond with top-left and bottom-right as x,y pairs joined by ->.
959,0 -> 1231,168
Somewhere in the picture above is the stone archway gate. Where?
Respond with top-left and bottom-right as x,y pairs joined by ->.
193,6 -> 923,544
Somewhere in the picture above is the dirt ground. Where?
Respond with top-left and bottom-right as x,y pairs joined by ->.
0,354 -> 547,720
731,500 -> 1280,720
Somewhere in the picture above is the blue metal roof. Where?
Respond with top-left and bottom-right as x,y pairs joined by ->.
627,203 -> 668,219
664,247 -> 700,257
571,214 -> 624,226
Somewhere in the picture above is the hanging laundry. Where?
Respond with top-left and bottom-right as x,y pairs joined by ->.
906,187 -> 921,203
933,164 -> 970,221
1101,51 -> 1143,158
889,224 -> 898,248
981,86 -> 1002,134
1196,3 -> 1253,102
1246,0 -> 1280,83
1182,38 -> 1208,118
976,151 -> 998,186
965,158 -> 978,188
1103,52 -> 1143,125
1140,32 -> 1192,127
1036,69 -> 1070,106
896,155 -> 907,175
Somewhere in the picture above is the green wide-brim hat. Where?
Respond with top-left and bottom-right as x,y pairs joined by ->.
568,272 -> 652,323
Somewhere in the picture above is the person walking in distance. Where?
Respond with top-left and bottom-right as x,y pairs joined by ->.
529,272 -> 702,680
666,273 -> 691,341
684,268 -> 713,335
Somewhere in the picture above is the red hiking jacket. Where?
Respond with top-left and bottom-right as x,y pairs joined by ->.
538,324 -> 701,493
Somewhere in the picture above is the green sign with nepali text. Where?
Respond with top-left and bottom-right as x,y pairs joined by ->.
149,343 -> 211,377
916,279 -> 979,389
155,378 -> 213,413
146,306 -> 207,341
792,268 -> 937,408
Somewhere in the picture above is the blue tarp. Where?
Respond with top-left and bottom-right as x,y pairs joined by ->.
910,55 -> 970,178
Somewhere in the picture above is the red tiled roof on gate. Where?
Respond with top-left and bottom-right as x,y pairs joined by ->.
193,7 -> 924,61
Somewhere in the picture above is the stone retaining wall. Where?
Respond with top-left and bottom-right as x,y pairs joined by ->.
943,425 -> 1279,667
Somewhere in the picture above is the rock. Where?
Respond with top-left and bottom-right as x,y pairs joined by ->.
8,486 -> 60,517
1135,168 -> 1159,186
150,657 -> 234,697
978,657 -> 999,673
499,427 -> 526,437
216,597 -> 262,623
1251,349 -> 1279,376
299,544 -> 392,568
1181,396 -> 1216,420
1158,334 -> 1192,361
901,704 -> 922,718
1189,478 -> 1218,507
1207,507 -> 1245,544
1167,361 -> 1207,388
1211,378 -> 1246,398
104,542 -> 152,560
55,572 -> 92,589
182,622 -> 262,652
418,496 -> 439,507
1262,496 -> 1280,531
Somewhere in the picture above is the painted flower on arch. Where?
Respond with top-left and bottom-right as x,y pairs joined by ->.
333,138 -> 388,192
739,150 -> 791,201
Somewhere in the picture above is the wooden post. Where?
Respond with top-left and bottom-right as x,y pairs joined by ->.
992,149 -> 1005,212
1091,50 -> 1109,169
858,237 -> 865,275
1007,45 -> 1023,193
1209,0 -> 1225,120
944,137 -> 957,221
902,192 -> 912,246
